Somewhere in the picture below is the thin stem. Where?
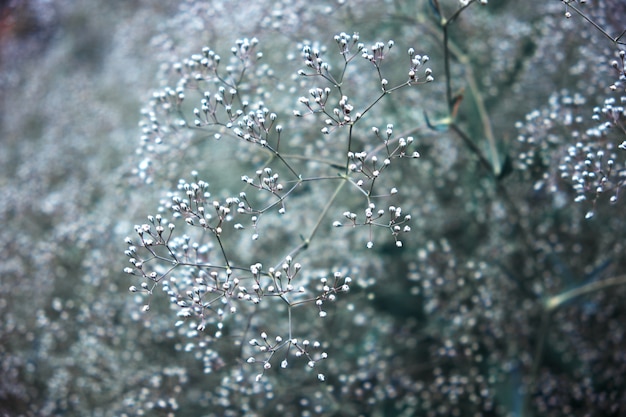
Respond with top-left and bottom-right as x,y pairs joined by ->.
563,1 -> 625,45
456,53 -> 500,176
288,305 -> 293,340
449,123 -> 494,173
280,179 -> 347,264
440,0 -> 476,112
358,90 -> 390,120
408,2 -> 501,175
442,24 -> 453,113
445,0 -> 475,26
545,274 -> 626,311
345,124 -> 355,173
280,153 -> 345,170
306,179 -> 347,243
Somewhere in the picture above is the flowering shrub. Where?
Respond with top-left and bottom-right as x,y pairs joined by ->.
125,30 -> 432,387
1,0 -> 626,416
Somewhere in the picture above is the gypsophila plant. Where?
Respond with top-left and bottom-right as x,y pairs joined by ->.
125,31 -> 433,383
117,1 -> 626,416
6,0 -> 626,416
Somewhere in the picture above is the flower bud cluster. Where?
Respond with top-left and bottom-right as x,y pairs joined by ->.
168,178 -> 242,236
296,87 -> 332,117
407,48 -> 433,84
361,40 -> 395,67
314,272 -> 352,318
592,97 -> 626,136
301,44 -> 331,74
347,150 -> 392,181
135,39 -> 274,184
177,46 -> 221,83
232,105 -> 279,146
334,32 -> 364,57
193,86 -> 243,127
515,91 -> 625,215
231,37 -> 262,63
559,141 -> 623,217
336,203 -> 411,248
372,124 -> 420,158
248,334 -> 327,382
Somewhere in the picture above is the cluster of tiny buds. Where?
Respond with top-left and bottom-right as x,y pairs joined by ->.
176,47 -> 221,82
315,272 -> 352,317
335,204 -> 411,248
347,151 -> 391,180
245,167 -> 284,194
335,95 -> 356,124
559,141 -> 622,218
399,137 -> 421,158
151,87 -> 185,113
371,125 -> 420,157
408,49 -> 433,84
388,205 -> 412,247
334,32 -> 363,56
592,97 -> 626,134
231,37 -> 262,61
128,214 -> 177,252
345,134 -> 419,187
300,44 -> 330,74
295,87 -> 332,118
247,334 -> 328,382
193,87 -> 243,127
361,40 -> 395,66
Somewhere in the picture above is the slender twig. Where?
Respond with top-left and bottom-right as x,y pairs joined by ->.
563,1 -> 626,45
545,274 -> 626,311
278,179 -> 347,265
